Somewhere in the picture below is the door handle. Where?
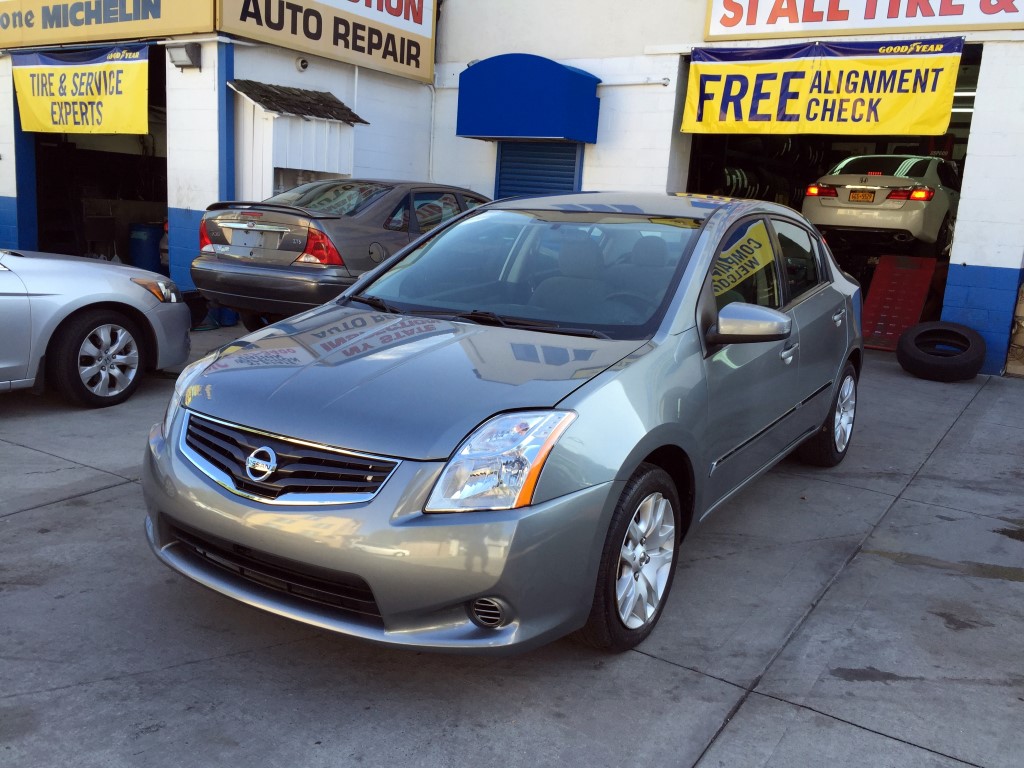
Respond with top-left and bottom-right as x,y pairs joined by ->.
781,343 -> 799,365
832,309 -> 846,327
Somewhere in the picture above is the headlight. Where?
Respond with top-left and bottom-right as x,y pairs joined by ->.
425,411 -> 576,513
132,277 -> 182,303
162,353 -> 217,438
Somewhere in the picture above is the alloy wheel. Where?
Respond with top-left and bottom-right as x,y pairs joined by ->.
833,373 -> 856,453
78,323 -> 140,398
616,492 -> 676,629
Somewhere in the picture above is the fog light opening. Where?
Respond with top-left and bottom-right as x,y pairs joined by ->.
469,597 -> 509,629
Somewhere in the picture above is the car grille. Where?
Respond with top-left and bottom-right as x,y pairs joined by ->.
167,519 -> 383,623
182,412 -> 399,504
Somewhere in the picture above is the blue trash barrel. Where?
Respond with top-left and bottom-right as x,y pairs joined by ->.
130,223 -> 165,274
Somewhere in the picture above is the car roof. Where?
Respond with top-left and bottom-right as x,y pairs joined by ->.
837,154 -> 936,163
283,179 -> 484,193
487,191 -> 750,220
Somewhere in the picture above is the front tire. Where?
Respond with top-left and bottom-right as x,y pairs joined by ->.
49,309 -> 144,407
797,361 -> 857,467
576,463 -> 681,652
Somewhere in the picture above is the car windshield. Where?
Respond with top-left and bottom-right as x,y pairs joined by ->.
354,209 -> 705,340
829,156 -> 931,179
265,181 -> 392,215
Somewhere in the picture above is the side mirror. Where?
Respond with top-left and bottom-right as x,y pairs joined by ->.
706,301 -> 792,346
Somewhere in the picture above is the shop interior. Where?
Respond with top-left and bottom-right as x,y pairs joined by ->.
32,44 -> 168,272
686,44 -> 982,318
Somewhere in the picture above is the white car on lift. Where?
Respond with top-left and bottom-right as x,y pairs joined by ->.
802,154 -> 961,257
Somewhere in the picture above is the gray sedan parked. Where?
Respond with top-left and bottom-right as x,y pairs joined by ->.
0,250 -> 191,407
191,179 -> 489,330
144,192 -> 862,653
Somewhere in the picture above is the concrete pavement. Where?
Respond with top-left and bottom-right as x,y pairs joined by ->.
1,327 -> 1022,768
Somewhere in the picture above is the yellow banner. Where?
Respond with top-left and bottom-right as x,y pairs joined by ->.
13,46 -> 149,134
683,38 -> 962,135
712,219 -> 775,298
0,0 -> 214,47
218,0 -> 436,84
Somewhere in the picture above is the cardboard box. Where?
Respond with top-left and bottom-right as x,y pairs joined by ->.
1006,284 -> 1024,378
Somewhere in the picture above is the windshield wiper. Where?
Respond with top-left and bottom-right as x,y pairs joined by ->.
404,308 -> 612,339
524,324 -> 612,339
344,294 -> 399,313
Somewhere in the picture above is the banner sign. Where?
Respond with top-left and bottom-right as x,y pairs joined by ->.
682,37 -> 962,135
0,1 -> 214,48
218,0 -> 436,84
12,46 -> 149,134
705,0 -> 1024,40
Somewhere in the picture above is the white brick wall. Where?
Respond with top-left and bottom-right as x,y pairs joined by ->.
233,45 -> 433,185
350,67 -> 432,180
431,55 -> 684,196
0,57 -> 17,199
165,41 -> 223,212
952,42 -> 1024,271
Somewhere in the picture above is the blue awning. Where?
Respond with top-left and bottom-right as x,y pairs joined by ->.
456,54 -> 601,144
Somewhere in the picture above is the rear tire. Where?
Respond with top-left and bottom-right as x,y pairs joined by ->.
239,311 -> 278,332
575,463 -> 681,652
49,309 -> 144,407
797,362 -> 857,467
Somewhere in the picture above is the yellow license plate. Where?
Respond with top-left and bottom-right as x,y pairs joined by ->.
849,190 -> 875,203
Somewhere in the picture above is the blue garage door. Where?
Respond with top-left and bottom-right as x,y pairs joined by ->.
495,142 -> 583,199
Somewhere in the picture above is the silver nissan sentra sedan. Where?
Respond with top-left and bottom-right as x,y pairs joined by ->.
144,192 -> 862,654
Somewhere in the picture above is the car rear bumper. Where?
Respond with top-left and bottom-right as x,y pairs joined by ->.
803,202 -> 934,243
191,256 -> 355,315
142,420 -> 616,654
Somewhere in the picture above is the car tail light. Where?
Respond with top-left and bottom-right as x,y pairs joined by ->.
805,184 -> 838,198
887,186 -> 934,202
199,219 -> 213,252
294,227 -> 345,266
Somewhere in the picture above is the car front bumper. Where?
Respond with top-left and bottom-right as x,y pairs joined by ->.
190,257 -> 355,315
142,420 -> 618,653
147,301 -> 191,370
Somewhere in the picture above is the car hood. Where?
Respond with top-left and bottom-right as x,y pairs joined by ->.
1,249 -> 171,284
185,304 -> 642,460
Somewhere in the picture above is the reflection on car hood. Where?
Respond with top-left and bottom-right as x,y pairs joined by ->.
185,304 -> 642,460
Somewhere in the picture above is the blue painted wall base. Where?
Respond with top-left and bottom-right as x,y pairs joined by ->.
941,263 -> 1024,375
0,196 -> 17,249
167,207 -> 204,292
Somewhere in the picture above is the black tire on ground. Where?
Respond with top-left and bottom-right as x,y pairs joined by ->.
239,311 -> 275,332
575,463 -> 681,652
48,309 -> 144,407
896,321 -> 986,383
183,292 -> 209,328
797,361 -> 858,467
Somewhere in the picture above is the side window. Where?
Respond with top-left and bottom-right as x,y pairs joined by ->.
413,192 -> 460,233
384,196 -> 410,232
462,194 -> 488,211
938,161 -> 961,192
772,219 -> 821,300
711,218 -> 781,310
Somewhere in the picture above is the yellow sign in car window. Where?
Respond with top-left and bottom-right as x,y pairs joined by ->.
712,219 -> 778,305
12,46 -> 148,134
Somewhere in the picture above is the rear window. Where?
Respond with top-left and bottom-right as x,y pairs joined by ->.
265,181 -> 392,215
830,156 -> 931,179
